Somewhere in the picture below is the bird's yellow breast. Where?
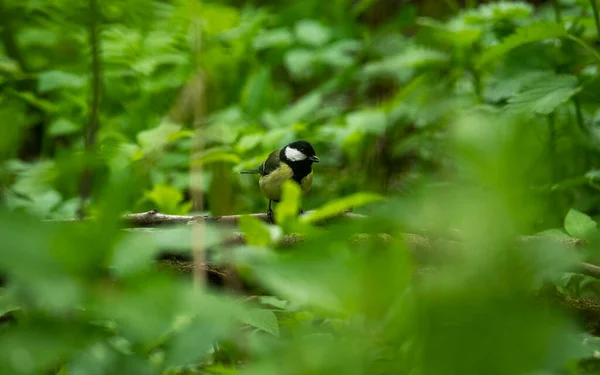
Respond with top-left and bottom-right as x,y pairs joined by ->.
259,162 -> 313,202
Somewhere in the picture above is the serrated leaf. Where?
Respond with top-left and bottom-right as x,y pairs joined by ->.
478,22 -> 566,67
301,193 -> 384,223
239,215 -> 272,246
505,74 -> 580,115
564,208 -> 597,238
485,70 -> 552,102
238,308 -> 280,337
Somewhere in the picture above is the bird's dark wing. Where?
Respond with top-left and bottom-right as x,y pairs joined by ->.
258,149 -> 281,176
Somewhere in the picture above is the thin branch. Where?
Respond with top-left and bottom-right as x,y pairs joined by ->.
78,0 -> 102,218
118,210 -> 364,227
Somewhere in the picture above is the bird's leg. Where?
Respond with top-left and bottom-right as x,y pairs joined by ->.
267,200 -> 274,224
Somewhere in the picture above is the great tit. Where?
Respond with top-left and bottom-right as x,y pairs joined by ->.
241,140 -> 319,223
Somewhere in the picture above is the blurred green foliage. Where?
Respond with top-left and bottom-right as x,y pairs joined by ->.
4,0 -> 600,374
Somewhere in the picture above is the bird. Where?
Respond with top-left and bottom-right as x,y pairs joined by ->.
240,140 -> 319,223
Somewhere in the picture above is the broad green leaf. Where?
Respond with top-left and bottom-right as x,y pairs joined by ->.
238,308 -> 280,337
478,22 -> 566,67
38,70 -> 86,92
239,215 -> 272,246
301,193 -> 384,223
275,181 -> 302,225
295,19 -> 331,47
505,74 -> 580,115
564,208 -> 597,238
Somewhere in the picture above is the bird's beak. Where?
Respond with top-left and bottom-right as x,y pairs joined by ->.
309,155 -> 320,163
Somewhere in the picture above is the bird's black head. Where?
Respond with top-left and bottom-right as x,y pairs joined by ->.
280,140 -> 319,165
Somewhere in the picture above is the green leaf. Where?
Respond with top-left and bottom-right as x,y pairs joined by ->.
241,67 -> 271,117
317,40 -> 361,68
477,22 -> 566,67
284,48 -> 315,79
191,148 -> 241,166
485,70 -> 552,102
238,308 -> 280,337
48,117 -> 81,137
363,46 -> 447,77
239,215 -> 272,246
275,181 -> 302,226
163,293 -> 239,368
564,208 -> 597,238
252,28 -> 294,50
505,74 -> 580,115
460,2 -> 533,24
346,110 -> 387,135
295,19 -> 331,47
301,193 -> 384,223
38,70 -> 86,92
145,184 -> 185,214
536,228 -> 571,239
279,92 -> 322,126
137,121 -> 188,154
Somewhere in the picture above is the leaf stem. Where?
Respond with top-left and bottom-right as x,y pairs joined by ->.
566,34 -> 600,62
78,0 -> 102,218
573,96 -> 587,135
590,0 -> 600,41
552,0 -> 563,23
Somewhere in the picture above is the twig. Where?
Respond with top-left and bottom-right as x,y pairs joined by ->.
78,0 -> 102,218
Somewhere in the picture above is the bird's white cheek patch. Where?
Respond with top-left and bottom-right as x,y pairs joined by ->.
285,147 -> 307,161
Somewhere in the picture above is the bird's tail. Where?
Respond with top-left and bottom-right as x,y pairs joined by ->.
239,170 -> 260,174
